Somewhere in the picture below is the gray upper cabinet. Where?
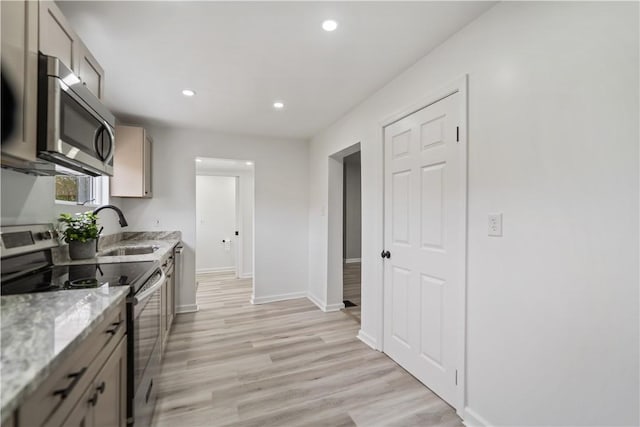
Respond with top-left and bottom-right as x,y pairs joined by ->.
39,1 -> 79,71
77,40 -> 105,99
39,1 -> 105,99
111,126 -> 153,198
1,0 -> 39,163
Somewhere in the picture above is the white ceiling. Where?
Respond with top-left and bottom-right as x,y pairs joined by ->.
58,1 -> 495,140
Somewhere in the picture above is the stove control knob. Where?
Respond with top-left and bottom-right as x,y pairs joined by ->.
39,230 -> 54,240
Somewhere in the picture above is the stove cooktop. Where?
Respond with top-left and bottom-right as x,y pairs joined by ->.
1,261 -> 157,296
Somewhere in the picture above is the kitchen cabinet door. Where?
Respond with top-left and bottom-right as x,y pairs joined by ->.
92,338 -> 127,427
111,126 -> 153,198
1,0 -> 39,162
143,132 -> 153,197
167,266 -> 175,331
77,40 -> 105,100
39,1 -> 79,72
62,338 -> 126,427
62,384 -> 94,427
160,275 -> 167,356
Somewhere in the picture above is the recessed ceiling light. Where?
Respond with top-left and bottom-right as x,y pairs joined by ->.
273,101 -> 284,110
195,158 -> 202,162
182,89 -> 195,97
246,161 -> 253,166
322,19 -> 338,32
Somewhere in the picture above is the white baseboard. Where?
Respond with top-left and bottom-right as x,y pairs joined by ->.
196,267 -> 235,274
306,293 -> 344,312
176,304 -> 198,313
325,302 -> 345,312
251,291 -> 307,305
344,258 -> 361,264
357,329 -> 378,350
462,407 -> 491,427
307,292 -> 325,310
239,273 -> 253,279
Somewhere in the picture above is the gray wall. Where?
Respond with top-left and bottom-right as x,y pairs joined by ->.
343,151 -> 361,260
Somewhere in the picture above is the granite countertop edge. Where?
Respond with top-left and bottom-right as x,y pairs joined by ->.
0,288 -> 130,421
54,231 -> 182,266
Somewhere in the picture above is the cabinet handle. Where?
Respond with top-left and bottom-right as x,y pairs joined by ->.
53,367 -> 87,399
88,391 -> 99,407
106,321 -> 122,336
97,381 -> 106,394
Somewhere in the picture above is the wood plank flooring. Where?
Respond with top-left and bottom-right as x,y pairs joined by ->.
151,271 -> 462,427
342,262 -> 361,322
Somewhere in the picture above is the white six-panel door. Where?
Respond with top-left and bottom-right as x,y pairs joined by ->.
383,92 -> 463,406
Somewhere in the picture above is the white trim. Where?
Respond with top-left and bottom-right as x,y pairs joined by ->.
378,74 -> 469,412
326,142 -> 362,319
306,292 -> 345,312
325,302 -> 345,312
251,291 -> 307,305
462,407 -> 491,427
196,267 -> 235,274
239,273 -> 253,279
357,329 -> 379,350
307,292 -> 326,310
176,304 -> 198,313
344,258 -> 361,264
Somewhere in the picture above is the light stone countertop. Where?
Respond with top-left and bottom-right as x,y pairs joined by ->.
54,231 -> 182,266
0,287 -> 130,420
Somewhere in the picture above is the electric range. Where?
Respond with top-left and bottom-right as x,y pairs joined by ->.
1,260 -> 156,295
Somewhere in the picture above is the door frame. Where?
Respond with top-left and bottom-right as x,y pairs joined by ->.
378,75 -> 468,413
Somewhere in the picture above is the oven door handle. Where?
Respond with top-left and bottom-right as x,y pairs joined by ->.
132,268 -> 166,305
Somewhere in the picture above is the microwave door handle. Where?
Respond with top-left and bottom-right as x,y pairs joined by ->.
94,122 -> 115,164
103,121 -> 115,163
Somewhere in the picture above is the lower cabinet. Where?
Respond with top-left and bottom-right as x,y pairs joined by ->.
160,251 -> 176,355
16,301 -> 127,427
63,338 -> 126,427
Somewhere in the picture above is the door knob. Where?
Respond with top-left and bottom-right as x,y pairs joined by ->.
381,250 -> 391,259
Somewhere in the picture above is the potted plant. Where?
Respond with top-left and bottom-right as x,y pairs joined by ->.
58,212 -> 100,260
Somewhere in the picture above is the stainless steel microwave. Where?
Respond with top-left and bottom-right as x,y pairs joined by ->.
37,54 -> 115,176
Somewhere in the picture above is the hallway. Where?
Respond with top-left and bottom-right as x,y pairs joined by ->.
343,262 -> 361,322
152,271 -> 462,426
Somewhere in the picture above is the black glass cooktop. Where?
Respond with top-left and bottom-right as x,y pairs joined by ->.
1,261 -> 156,296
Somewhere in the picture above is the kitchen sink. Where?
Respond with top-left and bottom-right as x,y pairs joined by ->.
99,245 -> 160,256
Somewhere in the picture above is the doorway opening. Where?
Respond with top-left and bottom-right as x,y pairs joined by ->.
327,142 -> 361,319
342,151 -> 362,323
194,157 -> 255,298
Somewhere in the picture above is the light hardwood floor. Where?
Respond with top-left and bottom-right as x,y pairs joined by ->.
151,271 -> 463,427
342,262 -> 361,322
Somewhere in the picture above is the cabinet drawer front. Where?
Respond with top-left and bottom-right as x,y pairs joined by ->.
20,301 -> 126,427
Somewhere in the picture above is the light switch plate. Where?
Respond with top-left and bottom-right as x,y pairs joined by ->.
488,213 -> 502,237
